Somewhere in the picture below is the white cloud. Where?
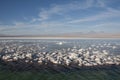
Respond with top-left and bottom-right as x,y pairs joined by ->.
94,22 -> 120,28
38,0 -> 95,21
1,0 -> 120,35
27,0 -> 113,23
68,8 -> 120,24
36,0 -> 119,23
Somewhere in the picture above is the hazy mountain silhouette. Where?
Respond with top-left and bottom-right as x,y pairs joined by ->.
0,31 -> 120,38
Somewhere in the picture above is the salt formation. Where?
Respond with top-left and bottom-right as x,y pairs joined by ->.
0,39 -> 120,70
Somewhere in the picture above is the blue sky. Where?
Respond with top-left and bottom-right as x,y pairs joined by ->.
0,0 -> 120,35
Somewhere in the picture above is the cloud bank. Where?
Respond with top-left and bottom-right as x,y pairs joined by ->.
0,0 -> 120,35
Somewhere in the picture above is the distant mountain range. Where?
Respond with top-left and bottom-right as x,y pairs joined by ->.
0,32 -> 120,38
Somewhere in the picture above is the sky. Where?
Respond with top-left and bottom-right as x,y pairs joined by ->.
0,0 -> 120,35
